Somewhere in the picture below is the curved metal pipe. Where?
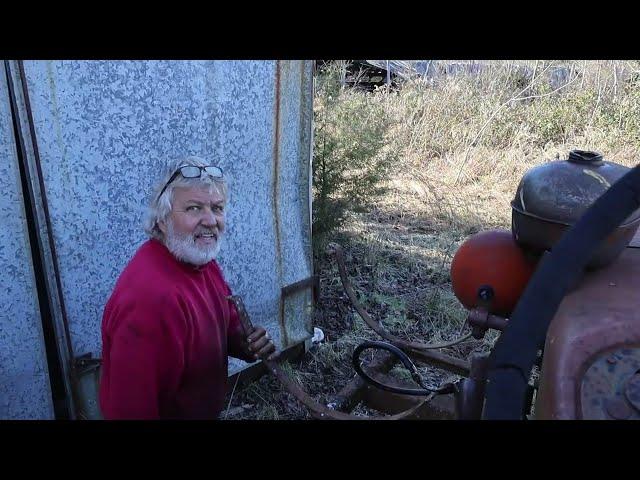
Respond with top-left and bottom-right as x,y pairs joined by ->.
326,242 -> 471,377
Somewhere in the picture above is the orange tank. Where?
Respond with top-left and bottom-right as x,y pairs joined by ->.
450,229 -> 537,316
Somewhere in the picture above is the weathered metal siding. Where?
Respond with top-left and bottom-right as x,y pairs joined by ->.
19,60 -> 314,386
0,62 -> 54,419
275,61 -> 314,346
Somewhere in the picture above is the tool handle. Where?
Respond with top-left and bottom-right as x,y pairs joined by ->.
227,295 -> 255,337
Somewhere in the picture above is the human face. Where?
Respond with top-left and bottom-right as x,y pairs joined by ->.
158,185 -> 226,266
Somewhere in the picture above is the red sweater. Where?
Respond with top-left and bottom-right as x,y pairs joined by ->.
99,239 -> 253,419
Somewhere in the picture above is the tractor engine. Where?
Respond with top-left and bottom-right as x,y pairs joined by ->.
450,150 -> 640,419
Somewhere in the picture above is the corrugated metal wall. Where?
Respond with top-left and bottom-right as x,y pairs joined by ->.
1,60 -> 314,419
0,62 -> 55,419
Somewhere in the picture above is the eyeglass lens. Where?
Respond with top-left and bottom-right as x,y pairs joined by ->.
180,166 -> 202,178
203,166 -> 223,177
179,166 -> 223,178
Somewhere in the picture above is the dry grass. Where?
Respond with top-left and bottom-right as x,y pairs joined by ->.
223,60 -> 640,420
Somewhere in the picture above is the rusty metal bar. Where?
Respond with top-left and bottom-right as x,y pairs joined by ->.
328,351 -> 398,412
408,348 -> 471,377
226,342 -> 306,395
361,374 -> 457,420
467,308 -> 509,339
228,295 -> 431,420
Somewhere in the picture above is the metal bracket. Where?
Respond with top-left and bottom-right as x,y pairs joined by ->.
278,275 -> 319,347
73,353 -> 102,377
281,275 -> 319,304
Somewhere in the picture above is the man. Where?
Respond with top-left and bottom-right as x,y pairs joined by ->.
99,156 -> 276,419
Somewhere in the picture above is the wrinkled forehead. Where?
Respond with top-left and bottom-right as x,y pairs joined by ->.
172,185 -> 226,205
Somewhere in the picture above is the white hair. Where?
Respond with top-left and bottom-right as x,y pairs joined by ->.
143,156 -> 228,241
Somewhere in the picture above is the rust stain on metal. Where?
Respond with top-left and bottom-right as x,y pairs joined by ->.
272,60 -> 282,263
272,61 -> 286,345
535,246 -> 640,419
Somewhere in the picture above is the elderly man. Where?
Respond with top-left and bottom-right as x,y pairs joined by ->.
99,156 -> 276,419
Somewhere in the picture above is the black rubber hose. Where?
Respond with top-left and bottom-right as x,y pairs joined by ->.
352,340 -> 453,396
483,163 -> 640,419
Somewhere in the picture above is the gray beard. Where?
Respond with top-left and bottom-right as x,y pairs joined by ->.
164,221 -> 222,266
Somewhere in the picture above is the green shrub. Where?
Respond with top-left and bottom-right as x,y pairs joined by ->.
312,64 -> 397,238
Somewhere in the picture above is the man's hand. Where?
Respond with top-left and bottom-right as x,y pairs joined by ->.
246,326 -> 278,361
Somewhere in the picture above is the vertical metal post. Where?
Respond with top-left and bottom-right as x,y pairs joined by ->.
4,60 -> 74,419
386,60 -> 391,87
454,354 -> 489,419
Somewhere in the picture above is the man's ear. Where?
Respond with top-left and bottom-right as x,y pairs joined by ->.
157,218 -> 168,236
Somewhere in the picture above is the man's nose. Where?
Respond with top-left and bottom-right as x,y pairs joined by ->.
200,208 -> 218,227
